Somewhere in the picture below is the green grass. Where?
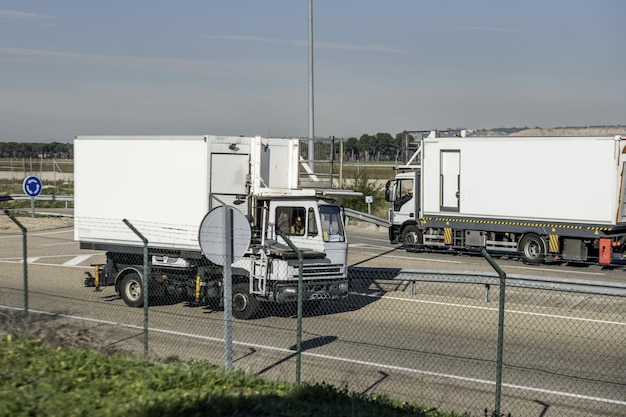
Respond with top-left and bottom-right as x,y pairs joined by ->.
0,180 -> 74,209
0,158 -> 398,182
0,159 -> 401,178
0,158 -> 74,173
0,160 -> 398,215
0,334 -> 465,417
299,161 -> 397,181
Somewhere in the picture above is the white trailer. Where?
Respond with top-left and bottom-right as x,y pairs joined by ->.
75,135 -> 349,319
385,133 -> 626,265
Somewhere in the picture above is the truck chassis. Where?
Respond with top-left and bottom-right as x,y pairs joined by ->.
392,216 -> 626,265
83,243 -> 348,319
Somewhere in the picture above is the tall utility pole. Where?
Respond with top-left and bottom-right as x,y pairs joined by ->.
308,0 -> 315,167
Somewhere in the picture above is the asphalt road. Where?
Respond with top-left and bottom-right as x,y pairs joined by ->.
0,223 -> 624,417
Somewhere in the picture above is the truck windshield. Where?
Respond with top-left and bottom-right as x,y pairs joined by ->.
319,205 -> 345,242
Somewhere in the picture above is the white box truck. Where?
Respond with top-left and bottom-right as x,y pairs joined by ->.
385,133 -> 626,265
75,135 -> 349,319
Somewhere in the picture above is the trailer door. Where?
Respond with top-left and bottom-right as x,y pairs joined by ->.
210,153 -> 249,211
440,150 -> 460,212
618,162 -> 626,223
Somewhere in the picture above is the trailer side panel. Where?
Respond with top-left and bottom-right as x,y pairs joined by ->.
422,136 -> 623,225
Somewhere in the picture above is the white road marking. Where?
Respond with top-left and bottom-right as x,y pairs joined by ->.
349,243 -> 392,250
0,253 -> 101,267
352,248 -> 607,276
305,351 -> 626,406
0,259 -> 93,269
0,229 -> 72,239
382,253 -> 465,264
351,292 -> 626,326
505,264 -> 605,276
1,305 -> 623,407
63,254 -> 94,266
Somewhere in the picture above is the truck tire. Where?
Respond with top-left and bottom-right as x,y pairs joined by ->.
519,234 -> 546,264
232,283 -> 260,320
401,225 -> 422,247
120,273 -> 143,308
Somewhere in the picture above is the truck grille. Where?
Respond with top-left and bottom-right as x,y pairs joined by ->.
294,264 -> 344,279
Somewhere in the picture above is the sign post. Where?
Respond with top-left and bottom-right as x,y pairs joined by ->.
22,175 -> 43,218
365,195 -> 373,214
198,204 -> 251,371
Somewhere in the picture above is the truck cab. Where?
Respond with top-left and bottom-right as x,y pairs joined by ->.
385,170 -> 421,246
271,198 -> 345,246
227,196 -> 349,319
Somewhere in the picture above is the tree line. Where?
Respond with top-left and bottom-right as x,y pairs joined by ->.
0,134 -> 411,162
343,132 -> 403,161
0,142 -> 73,159
3,125 -> 624,161
301,132 -> 413,162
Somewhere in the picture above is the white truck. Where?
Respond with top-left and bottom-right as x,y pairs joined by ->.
75,135 -> 349,319
385,132 -> 626,265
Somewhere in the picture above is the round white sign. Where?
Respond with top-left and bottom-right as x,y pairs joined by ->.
198,206 -> 252,266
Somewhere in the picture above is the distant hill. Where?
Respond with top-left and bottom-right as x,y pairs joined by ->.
473,126 -> 626,136
509,126 -> 626,136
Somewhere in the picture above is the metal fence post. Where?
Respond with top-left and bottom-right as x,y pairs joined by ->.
3,210 -> 28,319
207,197 -> 236,372
481,248 -> 506,416
123,219 -> 149,358
279,232 -> 303,385
223,206 -> 233,371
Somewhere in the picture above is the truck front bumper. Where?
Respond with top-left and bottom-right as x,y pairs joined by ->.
274,280 -> 349,303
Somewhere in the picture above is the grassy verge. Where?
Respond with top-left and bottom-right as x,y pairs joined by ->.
0,313 -> 465,417
0,158 -> 74,173
0,335 -> 465,417
0,159 -> 399,179
0,181 -> 74,210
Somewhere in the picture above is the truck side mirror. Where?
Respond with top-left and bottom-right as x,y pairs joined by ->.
384,181 -> 392,202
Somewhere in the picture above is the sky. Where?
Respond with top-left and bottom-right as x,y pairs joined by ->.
0,0 -> 624,142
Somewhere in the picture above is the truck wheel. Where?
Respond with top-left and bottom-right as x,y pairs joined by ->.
401,225 -> 422,247
519,234 -> 546,264
120,273 -> 143,307
232,283 -> 260,320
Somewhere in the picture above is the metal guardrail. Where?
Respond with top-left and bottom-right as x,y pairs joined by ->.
2,194 -> 74,202
348,266 -> 626,297
3,197 -> 622,297
343,208 -> 389,228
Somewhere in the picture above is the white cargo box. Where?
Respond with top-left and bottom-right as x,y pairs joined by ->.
421,136 -> 626,225
74,135 -> 310,249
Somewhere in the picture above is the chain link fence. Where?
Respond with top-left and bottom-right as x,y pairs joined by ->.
298,137 -> 344,189
1,210 -> 625,417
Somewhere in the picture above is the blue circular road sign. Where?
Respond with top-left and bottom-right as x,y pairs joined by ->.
23,175 -> 43,197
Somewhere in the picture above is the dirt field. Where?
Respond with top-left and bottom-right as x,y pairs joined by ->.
0,212 -> 73,232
